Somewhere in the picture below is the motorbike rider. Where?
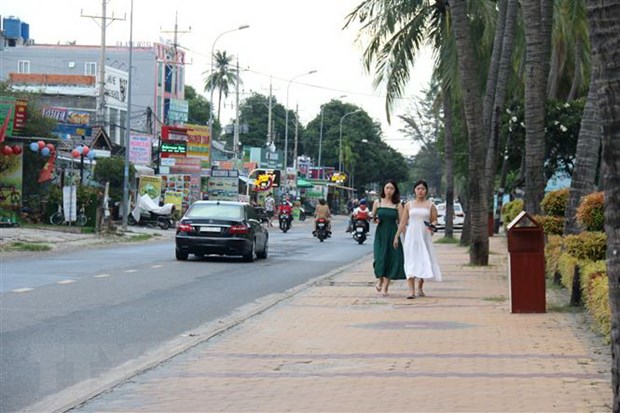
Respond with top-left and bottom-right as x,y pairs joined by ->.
277,196 -> 293,226
313,198 -> 332,237
352,198 -> 371,234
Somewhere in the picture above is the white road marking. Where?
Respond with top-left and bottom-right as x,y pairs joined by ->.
151,265 -> 163,268
57,280 -> 76,285
125,269 -> 138,273
11,288 -> 34,293
94,274 -> 111,278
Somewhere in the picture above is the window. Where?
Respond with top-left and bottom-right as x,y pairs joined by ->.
85,62 -> 97,76
17,60 -> 30,74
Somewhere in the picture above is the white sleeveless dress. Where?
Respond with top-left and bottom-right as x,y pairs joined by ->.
403,202 -> 442,281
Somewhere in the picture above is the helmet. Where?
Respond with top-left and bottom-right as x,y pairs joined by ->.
359,199 -> 366,205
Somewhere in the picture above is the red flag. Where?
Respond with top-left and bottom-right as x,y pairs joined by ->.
0,107 -> 13,144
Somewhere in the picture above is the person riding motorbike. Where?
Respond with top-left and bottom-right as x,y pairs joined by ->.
277,197 -> 293,226
313,198 -> 332,237
352,199 -> 371,234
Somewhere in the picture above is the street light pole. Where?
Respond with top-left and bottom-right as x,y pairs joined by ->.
284,70 -> 317,173
339,109 -> 361,172
207,24 -> 249,142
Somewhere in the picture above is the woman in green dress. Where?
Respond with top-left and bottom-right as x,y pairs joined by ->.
371,179 -> 406,296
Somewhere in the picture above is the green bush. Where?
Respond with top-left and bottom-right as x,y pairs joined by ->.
534,215 -> 564,235
540,188 -> 569,217
544,234 -> 563,279
576,191 -> 604,231
502,199 -> 523,228
581,265 -> 610,342
563,231 -> 607,261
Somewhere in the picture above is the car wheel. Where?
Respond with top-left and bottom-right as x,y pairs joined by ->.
257,240 -> 268,259
243,240 -> 256,262
175,248 -> 188,261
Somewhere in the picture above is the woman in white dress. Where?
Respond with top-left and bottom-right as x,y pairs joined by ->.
393,179 -> 442,299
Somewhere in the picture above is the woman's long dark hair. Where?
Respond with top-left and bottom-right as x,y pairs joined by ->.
380,179 -> 401,204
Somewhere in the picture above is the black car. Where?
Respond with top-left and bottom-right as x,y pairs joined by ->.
175,200 -> 269,262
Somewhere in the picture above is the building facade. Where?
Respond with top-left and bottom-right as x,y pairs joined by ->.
0,24 -> 186,145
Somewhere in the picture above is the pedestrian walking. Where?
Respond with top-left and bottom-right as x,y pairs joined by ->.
394,179 -> 442,299
371,179 -> 406,296
264,193 -> 275,227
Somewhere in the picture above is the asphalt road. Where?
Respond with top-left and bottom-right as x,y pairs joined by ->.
0,216 -> 373,412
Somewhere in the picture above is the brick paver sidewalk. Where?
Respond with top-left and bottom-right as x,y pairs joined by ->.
73,236 -> 611,413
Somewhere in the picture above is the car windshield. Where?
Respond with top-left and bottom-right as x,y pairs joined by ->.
185,204 -> 244,220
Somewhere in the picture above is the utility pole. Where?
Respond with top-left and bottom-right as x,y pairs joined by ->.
81,1 -> 125,126
293,103 -> 299,171
234,57 -> 241,158
160,11 -> 191,93
267,76 -> 273,146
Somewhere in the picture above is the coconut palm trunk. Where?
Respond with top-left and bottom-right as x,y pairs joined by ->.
443,90 -> 455,239
485,0 -> 519,229
522,0 -> 554,215
586,2 -> 620,410
450,1 -> 489,265
563,66 -> 602,235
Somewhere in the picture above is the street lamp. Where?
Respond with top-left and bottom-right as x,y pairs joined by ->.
339,109 -> 361,172
284,70 -> 317,173
207,24 -> 250,142
318,95 -> 346,180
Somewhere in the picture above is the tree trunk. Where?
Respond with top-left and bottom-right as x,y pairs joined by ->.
522,0 -> 553,215
443,92 -> 455,239
567,38 -> 583,101
586,1 -> 620,410
450,0 -> 489,265
486,0 -> 519,225
563,67 -> 602,235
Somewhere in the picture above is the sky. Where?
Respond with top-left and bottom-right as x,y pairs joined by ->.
4,0 -> 434,156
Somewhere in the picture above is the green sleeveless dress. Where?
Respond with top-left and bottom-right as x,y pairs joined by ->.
373,207 -> 406,280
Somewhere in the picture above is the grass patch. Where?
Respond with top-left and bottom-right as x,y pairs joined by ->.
1,242 -> 52,252
434,236 -> 460,244
125,234 -> 152,242
482,295 -> 508,302
547,303 -> 582,313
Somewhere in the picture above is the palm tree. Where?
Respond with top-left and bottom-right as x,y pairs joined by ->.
522,0 -> 554,215
449,0 -> 489,265
203,50 -> 239,123
563,67 -> 602,235
484,0 -> 519,229
586,2 -> 620,410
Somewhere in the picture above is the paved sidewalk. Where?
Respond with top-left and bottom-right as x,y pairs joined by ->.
67,236 -> 611,412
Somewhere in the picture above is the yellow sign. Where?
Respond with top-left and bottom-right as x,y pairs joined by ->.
331,172 -> 347,183
254,173 -> 274,191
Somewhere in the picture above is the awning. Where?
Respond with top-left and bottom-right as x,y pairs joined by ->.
297,178 -> 314,188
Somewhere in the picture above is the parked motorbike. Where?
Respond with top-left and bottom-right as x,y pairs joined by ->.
314,218 -> 329,242
128,194 -> 175,230
352,218 -> 370,244
253,206 -> 269,225
298,206 -> 307,222
279,213 -> 292,233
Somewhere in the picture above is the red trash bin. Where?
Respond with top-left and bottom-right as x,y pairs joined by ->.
507,211 -> 546,313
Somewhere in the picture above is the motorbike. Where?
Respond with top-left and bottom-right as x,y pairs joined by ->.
128,194 -> 175,230
352,218 -> 370,244
279,213 -> 292,233
253,206 -> 269,225
314,218 -> 329,242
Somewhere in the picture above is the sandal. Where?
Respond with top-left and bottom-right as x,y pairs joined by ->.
406,295 -> 415,300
